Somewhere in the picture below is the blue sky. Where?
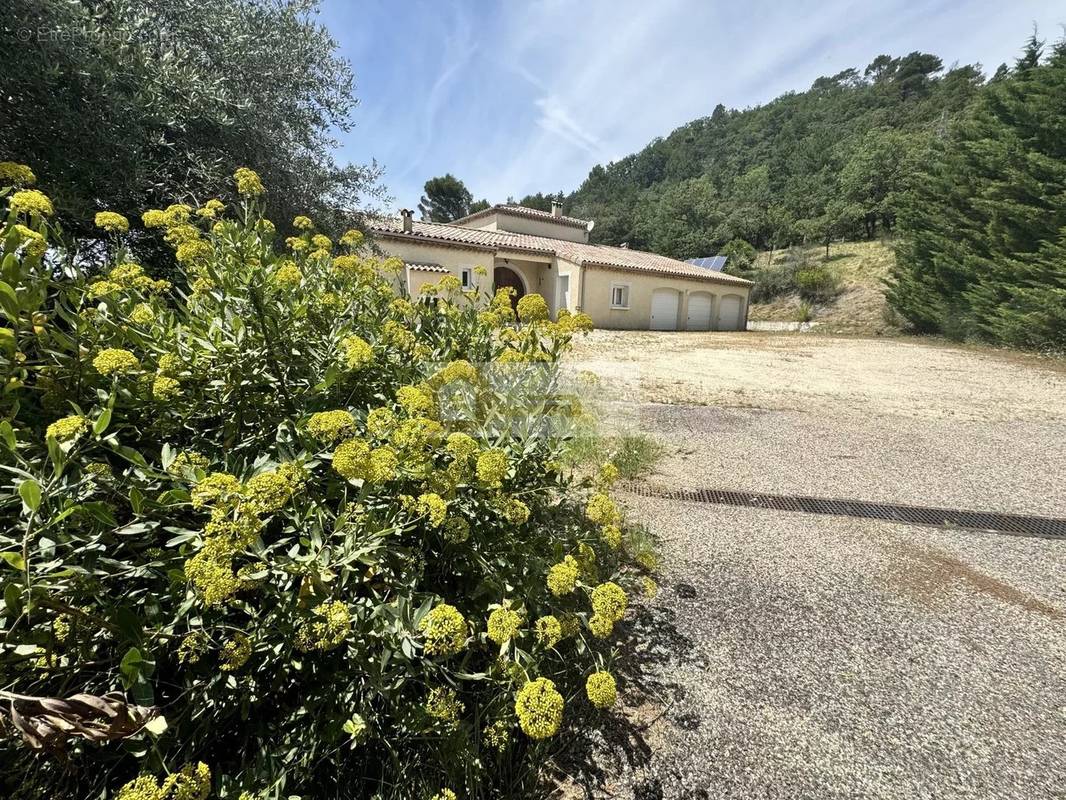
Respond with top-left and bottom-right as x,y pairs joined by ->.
319,0 -> 1064,211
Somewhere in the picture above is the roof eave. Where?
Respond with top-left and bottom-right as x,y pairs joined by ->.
580,260 -> 753,287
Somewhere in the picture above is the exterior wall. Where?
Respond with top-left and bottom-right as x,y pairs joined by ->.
579,266 -> 750,331
374,237 -> 493,298
375,234 -> 750,330
458,211 -> 587,243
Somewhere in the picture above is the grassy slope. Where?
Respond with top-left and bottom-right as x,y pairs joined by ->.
747,239 -> 899,334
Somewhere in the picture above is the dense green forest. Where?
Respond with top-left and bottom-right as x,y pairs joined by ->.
561,51 -> 985,259
538,39 -> 1063,349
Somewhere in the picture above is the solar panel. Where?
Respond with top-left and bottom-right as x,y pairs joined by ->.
685,256 -> 727,271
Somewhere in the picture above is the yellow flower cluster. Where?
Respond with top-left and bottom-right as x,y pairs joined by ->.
425,687 -> 464,728
293,215 -> 314,230
476,449 -> 508,488
307,409 -> 356,443
482,719 -> 511,751
152,375 -> 181,401
94,211 -> 129,233
419,603 -> 467,656
514,677 -> 564,739
591,581 -> 627,622
116,762 -> 211,800
93,348 -> 141,376
366,406 -> 396,439
296,600 -> 351,652
234,167 -> 265,196
130,303 -> 155,325
220,632 -> 252,671
9,189 -> 54,217
397,384 -> 434,417
585,671 -> 617,708
534,615 -> 563,648
382,320 -> 416,350
332,438 -> 394,483
547,555 -> 579,597
642,576 -> 659,598
434,359 -> 478,385
597,462 -> 620,488
177,631 -> 209,665
340,228 -> 364,247
196,199 -> 224,219
585,493 -> 621,526
168,450 -> 209,476
416,492 -> 448,528
600,524 -> 622,550
46,414 -> 89,442
0,161 -> 36,185
243,469 -> 299,514
191,472 -> 242,510
487,607 -> 522,644
636,551 -> 659,572
341,334 -> 374,371
430,791 -> 457,800
497,496 -> 530,525
272,261 -> 303,288
311,233 -> 331,251
12,224 -> 46,258
516,293 -> 549,323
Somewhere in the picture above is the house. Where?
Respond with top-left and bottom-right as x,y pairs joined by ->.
367,202 -> 752,331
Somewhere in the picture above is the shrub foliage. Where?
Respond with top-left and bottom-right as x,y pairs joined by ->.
0,167 -> 656,798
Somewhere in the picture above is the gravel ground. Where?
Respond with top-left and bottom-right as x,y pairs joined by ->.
570,500 -> 1066,800
557,332 -> 1066,799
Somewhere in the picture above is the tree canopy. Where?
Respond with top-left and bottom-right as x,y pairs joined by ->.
557,50 -> 983,259
888,35 -> 1066,349
1,0 -> 384,248
417,174 -> 484,222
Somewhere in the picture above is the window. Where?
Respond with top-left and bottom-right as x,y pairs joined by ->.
610,283 -> 630,309
460,268 -> 473,289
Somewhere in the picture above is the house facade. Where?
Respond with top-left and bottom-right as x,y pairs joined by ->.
368,203 -> 752,331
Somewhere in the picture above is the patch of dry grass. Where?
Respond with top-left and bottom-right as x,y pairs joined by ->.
748,239 -> 898,334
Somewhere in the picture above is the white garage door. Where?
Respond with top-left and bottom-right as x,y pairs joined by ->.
687,293 -> 713,331
717,294 -> 743,330
650,289 -> 679,330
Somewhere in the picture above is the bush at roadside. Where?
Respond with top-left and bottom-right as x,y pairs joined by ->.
0,166 -> 658,799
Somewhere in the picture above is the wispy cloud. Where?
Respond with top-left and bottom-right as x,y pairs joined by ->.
324,0 -> 1066,209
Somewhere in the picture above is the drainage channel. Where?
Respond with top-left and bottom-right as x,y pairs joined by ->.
618,483 -> 1066,539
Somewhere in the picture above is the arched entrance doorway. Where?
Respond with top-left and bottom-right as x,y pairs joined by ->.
493,266 -> 525,308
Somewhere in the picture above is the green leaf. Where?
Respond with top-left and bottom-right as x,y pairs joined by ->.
4,583 -> 22,615
18,479 -> 41,512
93,407 -> 112,435
119,647 -> 144,686
0,281 -> 18,320
0,552 -> 26,570
0,420 -> 15,451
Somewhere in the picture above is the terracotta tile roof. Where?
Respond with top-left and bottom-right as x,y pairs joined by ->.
405,262 -> 448,273
452,203 -> 591,230
368,217 -> 752,287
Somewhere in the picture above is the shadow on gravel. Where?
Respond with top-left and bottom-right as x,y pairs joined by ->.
548,599 -> 694,798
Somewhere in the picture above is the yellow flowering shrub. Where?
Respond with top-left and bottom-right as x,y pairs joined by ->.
0,167 -> 655,799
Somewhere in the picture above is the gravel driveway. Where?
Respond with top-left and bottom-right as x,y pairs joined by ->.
560,332 -> 1066,799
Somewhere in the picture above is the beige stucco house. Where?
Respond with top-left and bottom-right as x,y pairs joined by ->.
367,203 -> 752,331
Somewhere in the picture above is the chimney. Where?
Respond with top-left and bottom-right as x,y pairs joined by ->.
551,200 -> 562,218
400,208 -> 413,233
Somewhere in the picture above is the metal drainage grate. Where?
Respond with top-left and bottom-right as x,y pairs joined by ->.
618,483 -> 1066,539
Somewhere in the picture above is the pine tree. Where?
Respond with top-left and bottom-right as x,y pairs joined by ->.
889,35 -> 1066,348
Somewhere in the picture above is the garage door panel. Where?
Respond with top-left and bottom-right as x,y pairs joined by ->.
717,294 -> 743,331
650,289 -> 679,330
687,293 -> 713,331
